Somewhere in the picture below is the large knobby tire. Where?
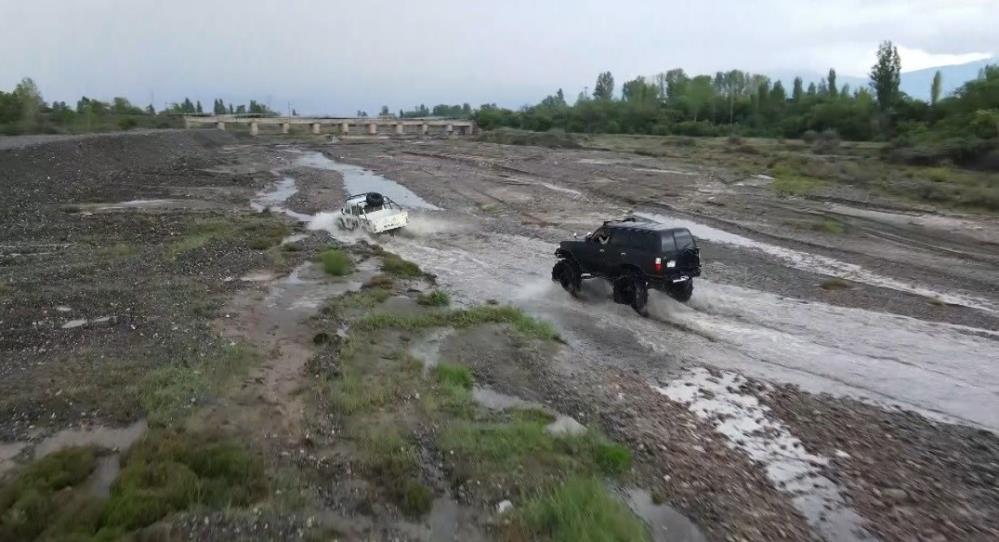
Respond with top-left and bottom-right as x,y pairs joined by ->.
552,260 -> 581,296
613,271 -> 649,316
668,279 -> 694,302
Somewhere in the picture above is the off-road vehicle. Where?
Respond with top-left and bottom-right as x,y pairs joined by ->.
338,192 -> 408,234
552,218 -> 701,315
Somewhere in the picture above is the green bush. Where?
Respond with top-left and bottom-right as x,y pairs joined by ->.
416,290 -> 451,306
380,253 -> 422,278
321,248 -> 353,276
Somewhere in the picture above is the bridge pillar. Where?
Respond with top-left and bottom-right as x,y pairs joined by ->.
395,123 -> 404,135
216,121 -> 226,131
368,122 -> 377,135
184,117 -> 192,129
249,121 -> 259,136
421,123 -> 429,135
446,123 -> 454,136
281,122 -> 290,134
341,122 -> 349,135
311,123 -> 321,135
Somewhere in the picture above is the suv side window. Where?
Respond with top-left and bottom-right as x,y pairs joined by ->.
661,233 -> 677,253
674,230 -> 695,250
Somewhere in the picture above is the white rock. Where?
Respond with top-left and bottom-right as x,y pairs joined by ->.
496,500 -> 513,514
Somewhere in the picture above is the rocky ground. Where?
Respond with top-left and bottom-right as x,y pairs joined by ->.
1,129 -> 997,541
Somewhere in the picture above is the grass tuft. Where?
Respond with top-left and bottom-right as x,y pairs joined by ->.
381,252 -> 423,278
512,477 -> 649,542
320,248 -> 353,276
355,305 -> 560,342
435,363 -> 473,390
416,290 -> 451,307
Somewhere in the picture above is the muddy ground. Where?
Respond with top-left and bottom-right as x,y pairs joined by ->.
1,129 -> 997,541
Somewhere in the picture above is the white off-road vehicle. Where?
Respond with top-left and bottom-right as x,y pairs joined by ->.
337,192 -> 409,234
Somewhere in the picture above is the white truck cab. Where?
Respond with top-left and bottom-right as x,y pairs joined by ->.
338,192 -> 409,234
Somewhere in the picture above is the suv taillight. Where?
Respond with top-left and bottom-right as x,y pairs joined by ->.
655,257 -> 662,273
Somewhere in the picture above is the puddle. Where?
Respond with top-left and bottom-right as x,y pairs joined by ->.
83,455 -> 120,498
97,199 -> 176,209
656,369 -> 873,541
633,167 -> 697,176
472,386 -> 535,410
409,328 -> 454,373
635,211 -> 998,314
294,151 -> 442,210
61,318 -> 88,329
427,496 -> 488,542
471,386 -> 585,435
61,316 -> 112,329
281,233 -> 309,245
251,176 -> 314,222
625,488 -> 706,542
539,182 -> 583,198
0,442 -> 28,477
34,419 -> 147,458
734,174 -> 775,186
241,270 -> 278,282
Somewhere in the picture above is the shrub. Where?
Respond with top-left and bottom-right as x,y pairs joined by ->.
801,129 -> 819,143
380,253 -> 422,278
813,129 -> 841,154
416,290 -> 450,306
321,248 -> 352,276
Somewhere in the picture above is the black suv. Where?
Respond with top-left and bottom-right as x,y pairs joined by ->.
552,218 -> 701,314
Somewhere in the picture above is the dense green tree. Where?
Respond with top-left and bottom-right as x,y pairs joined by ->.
792,77 -> 804,102
593,71 -> 615,100
931,70 -> 942,106
870,40 -> 902,112
828,69 -> 838,98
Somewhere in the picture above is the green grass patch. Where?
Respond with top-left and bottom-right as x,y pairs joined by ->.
320,248 -> 353,276
356,427 -> 431,518
355,305 -> 560,342
439,416 -> 631,494
812,218 -> 846,234
417,290 -> 451,307
0,447 -> 101,541
380,252 -> 423,278
511,477 -> 649,542
105,430 -> 265,530
140,343 -> 258,426
0,430 -> 264,540
165,216 -> 290,260
434,362 -> 473,390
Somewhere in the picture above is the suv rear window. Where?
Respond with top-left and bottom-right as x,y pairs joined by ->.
674,230 -> 695,250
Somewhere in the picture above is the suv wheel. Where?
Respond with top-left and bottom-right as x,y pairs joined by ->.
613,271 -> 649,316
668,279 -> 694,302
552,260 -> 581,296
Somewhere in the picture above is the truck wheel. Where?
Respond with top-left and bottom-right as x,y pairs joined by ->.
613,272 -> 649,316
552,260 -> 581,296
668,279 -> 694,302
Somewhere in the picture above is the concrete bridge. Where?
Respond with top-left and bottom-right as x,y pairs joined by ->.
184,115 -> 476,137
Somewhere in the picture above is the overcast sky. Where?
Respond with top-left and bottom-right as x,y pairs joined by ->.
1,0 -> 995,115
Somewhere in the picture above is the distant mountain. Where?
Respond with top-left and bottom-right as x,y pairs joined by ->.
768,57 -> 996,102
899,58 -> 995,101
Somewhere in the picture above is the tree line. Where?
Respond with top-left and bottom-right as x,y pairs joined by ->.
0,81 -> 280,135
474,41 -> 998,167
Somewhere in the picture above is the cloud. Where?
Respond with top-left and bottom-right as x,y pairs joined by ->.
0,0 -> 995,113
